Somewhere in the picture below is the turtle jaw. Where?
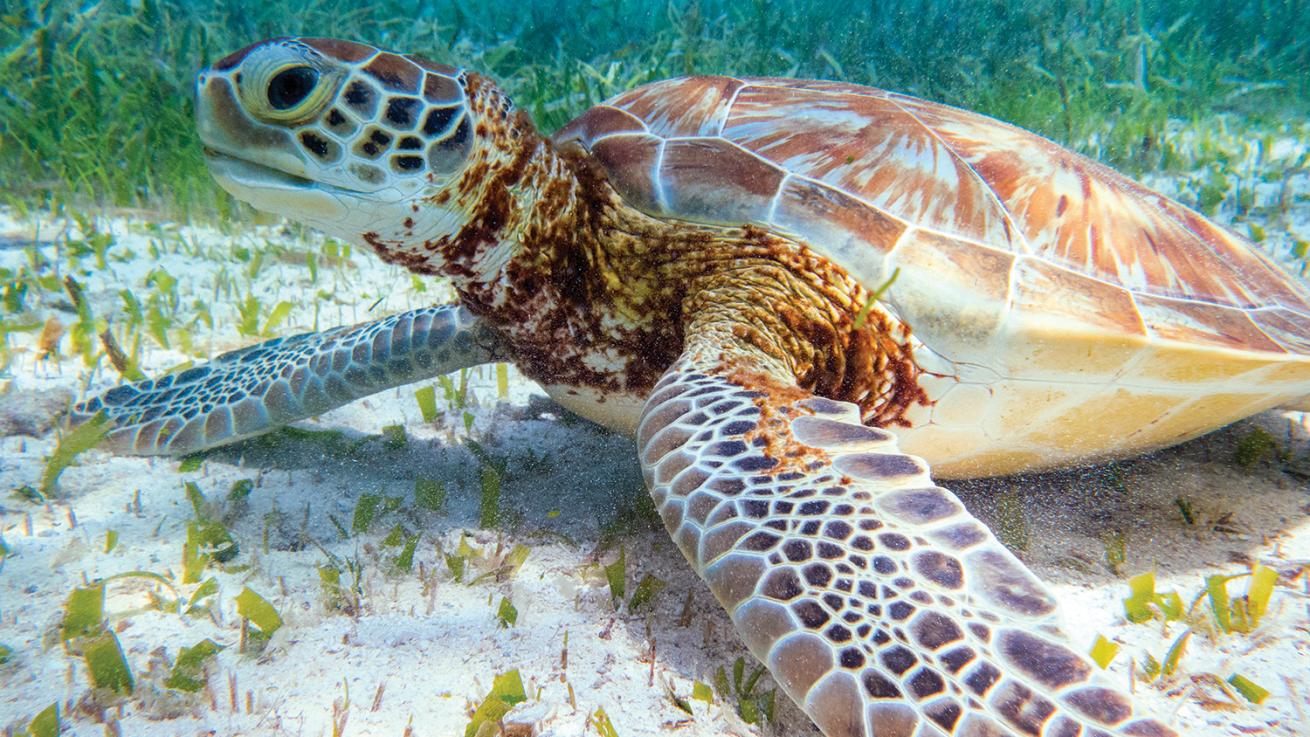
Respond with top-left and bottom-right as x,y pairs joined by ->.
202,147 -> 354,223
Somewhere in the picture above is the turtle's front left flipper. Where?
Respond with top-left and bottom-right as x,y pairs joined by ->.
69,304 -> 504,456
638,345 -> 1176,737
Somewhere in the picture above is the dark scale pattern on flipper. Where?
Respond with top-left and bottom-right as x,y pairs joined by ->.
637,354 -> 1178,737
67,304 -> 503,456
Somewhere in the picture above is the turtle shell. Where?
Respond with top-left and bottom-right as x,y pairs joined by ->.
554,76 -> 1310,361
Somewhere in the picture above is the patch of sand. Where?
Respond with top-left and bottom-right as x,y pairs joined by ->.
2,138 -> 1309,736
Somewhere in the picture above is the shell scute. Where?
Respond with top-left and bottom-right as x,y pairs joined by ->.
586,134 -> 664,214
610,75 -> 742,138
885,229 -> 1013,354
1009,258 -> 1145,339
659,138 -> 786,224
772,177 -> 906,264
885,93 -> 1310,313
554,104 -> 647,149
1252,308 -> 1310,354
561,75 -> 1310,358
1135,295 -> 1284,353
723,86 -> 1017,248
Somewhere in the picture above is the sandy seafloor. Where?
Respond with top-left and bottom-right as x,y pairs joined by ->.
2,138 -> 1310,737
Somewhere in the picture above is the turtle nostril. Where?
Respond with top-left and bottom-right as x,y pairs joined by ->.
267,66 -> 319,111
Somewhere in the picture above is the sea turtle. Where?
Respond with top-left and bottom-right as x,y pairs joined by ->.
70,37 -> 1310,737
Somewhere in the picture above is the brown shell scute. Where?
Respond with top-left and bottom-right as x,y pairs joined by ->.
554,105 -> 648,146
895,95 -> 1306,307
1256,308 -> 1310,353
586,134 -> 664,215
659,138 -> 786,224
613,75 -> 743,137
773,178 -> 905,256
1009,258 -> 1145,337
301,37 -> 376,63
1136,294 -> 1284,352
723,86 -> 1019,249
557,75 -> 1310,356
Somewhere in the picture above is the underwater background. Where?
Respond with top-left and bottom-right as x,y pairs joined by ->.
2,3 -> 1310,737
2,0 -> 1309,218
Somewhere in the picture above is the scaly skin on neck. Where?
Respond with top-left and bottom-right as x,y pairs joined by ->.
379,73 -> 925,425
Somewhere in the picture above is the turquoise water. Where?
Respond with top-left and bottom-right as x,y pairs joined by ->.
1,0 -> 1307,212
1,4 -> 1309,737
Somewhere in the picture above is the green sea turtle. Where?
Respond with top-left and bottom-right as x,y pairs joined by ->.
70,37 -> 1310,737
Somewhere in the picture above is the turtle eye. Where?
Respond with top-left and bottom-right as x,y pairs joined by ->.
268,66 -> 319,111
239,53 -> 336,124
235,44 -> 340,123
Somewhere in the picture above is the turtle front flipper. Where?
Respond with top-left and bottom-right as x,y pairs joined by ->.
69,304 -> 503,456
638,348 -> 1176,737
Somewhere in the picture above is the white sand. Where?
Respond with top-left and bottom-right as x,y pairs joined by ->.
1,130 -> 1309,736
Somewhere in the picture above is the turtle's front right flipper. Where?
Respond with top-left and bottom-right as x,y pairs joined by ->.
69,304 -> 503,456
639,343 -> 1177,737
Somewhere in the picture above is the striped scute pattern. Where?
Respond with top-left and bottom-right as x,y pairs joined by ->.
554,76 -> 1310,357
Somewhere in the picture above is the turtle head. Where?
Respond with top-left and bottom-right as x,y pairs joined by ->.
196,38 -> 515,264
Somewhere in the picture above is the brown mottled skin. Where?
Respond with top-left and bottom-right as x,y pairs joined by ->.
311,62 -> 930,437
386,73 -> 921,424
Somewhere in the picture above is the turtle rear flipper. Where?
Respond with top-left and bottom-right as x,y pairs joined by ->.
69,304 -> 502,456
638,345 -> 1176,737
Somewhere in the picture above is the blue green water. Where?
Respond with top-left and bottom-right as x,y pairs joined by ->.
1,0 -> 1307,212
0,4 -> 1308,737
